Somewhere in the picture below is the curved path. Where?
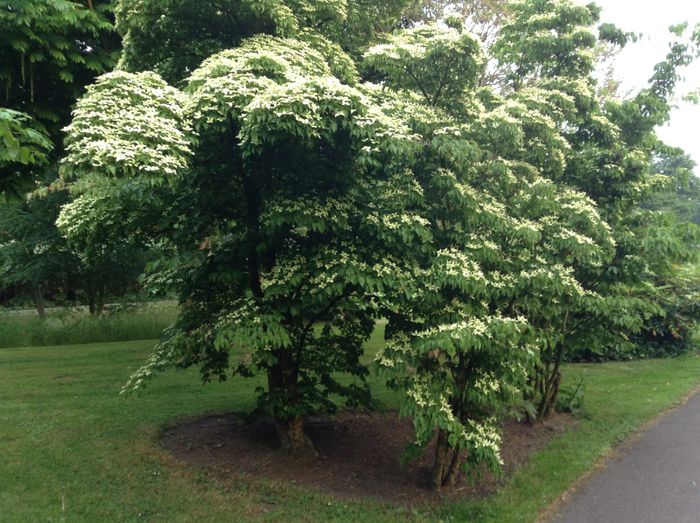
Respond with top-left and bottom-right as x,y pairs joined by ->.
552,392 -> 700,523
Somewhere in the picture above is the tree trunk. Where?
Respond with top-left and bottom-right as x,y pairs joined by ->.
443,448 -> 465,487
431,428 -> 465,490
274,416 -> 316,457
32,285 -> 46,319
267,356 -> 316,457
535,343 -> 564,421
96,285 -> 105,315
432,428 -> 449,490
86,282 -> 97,315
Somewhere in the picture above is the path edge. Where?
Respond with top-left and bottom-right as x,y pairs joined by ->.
536,382 -> 700,523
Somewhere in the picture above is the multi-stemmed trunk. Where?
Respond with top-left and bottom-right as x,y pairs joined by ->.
432,428 -> 465,490
432,358 -> 468,490
529,315 -> 569,422
529,341 -> 564,422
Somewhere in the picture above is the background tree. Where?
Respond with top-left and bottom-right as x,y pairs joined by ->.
0,0 -> 145,313
318,0 -> 421,60
403,0 -> 512,87
0,186 -> 147,314
492,0 -> 700,416
644,147 -> 700,227
0,190 -> 76,316
0,0 -> 119,146
114,0 -> 413,85
406,0 -> 510,45
609,147 -> 700,360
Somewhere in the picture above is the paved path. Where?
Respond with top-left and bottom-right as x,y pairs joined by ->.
553,392 -> 700,523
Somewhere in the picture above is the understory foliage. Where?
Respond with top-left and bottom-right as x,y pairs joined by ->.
568,271 -> 700,361
57,0 -> 700,488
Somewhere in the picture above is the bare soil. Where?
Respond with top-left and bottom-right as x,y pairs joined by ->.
161,410 -> 577,506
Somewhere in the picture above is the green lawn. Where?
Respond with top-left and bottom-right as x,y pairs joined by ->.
2,334 -> 699,522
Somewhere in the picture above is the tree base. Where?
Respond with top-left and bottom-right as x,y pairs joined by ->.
275,417 -> 317,458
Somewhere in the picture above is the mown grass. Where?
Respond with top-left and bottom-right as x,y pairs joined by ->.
2,330 -> 700,522
0,301 -> 178,348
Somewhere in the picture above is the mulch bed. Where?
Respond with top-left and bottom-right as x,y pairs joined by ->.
161,410 -> 577,505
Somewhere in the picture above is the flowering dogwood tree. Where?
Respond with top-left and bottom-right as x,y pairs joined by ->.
366,23 -> 613,488
60,27 -> 429,454
494,0 -> 700,416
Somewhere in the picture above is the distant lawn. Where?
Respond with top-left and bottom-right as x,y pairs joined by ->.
2,333 -> 700,522
0,301 -> 178,348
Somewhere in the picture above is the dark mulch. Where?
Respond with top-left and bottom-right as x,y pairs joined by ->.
161,410 -> 576,505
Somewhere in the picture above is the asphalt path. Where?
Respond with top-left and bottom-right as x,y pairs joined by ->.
553,391 -> 700,523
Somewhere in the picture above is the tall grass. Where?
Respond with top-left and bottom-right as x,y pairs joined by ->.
0,301 -> 178,348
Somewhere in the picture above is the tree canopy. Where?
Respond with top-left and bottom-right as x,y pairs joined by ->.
366,21 -> 614,484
